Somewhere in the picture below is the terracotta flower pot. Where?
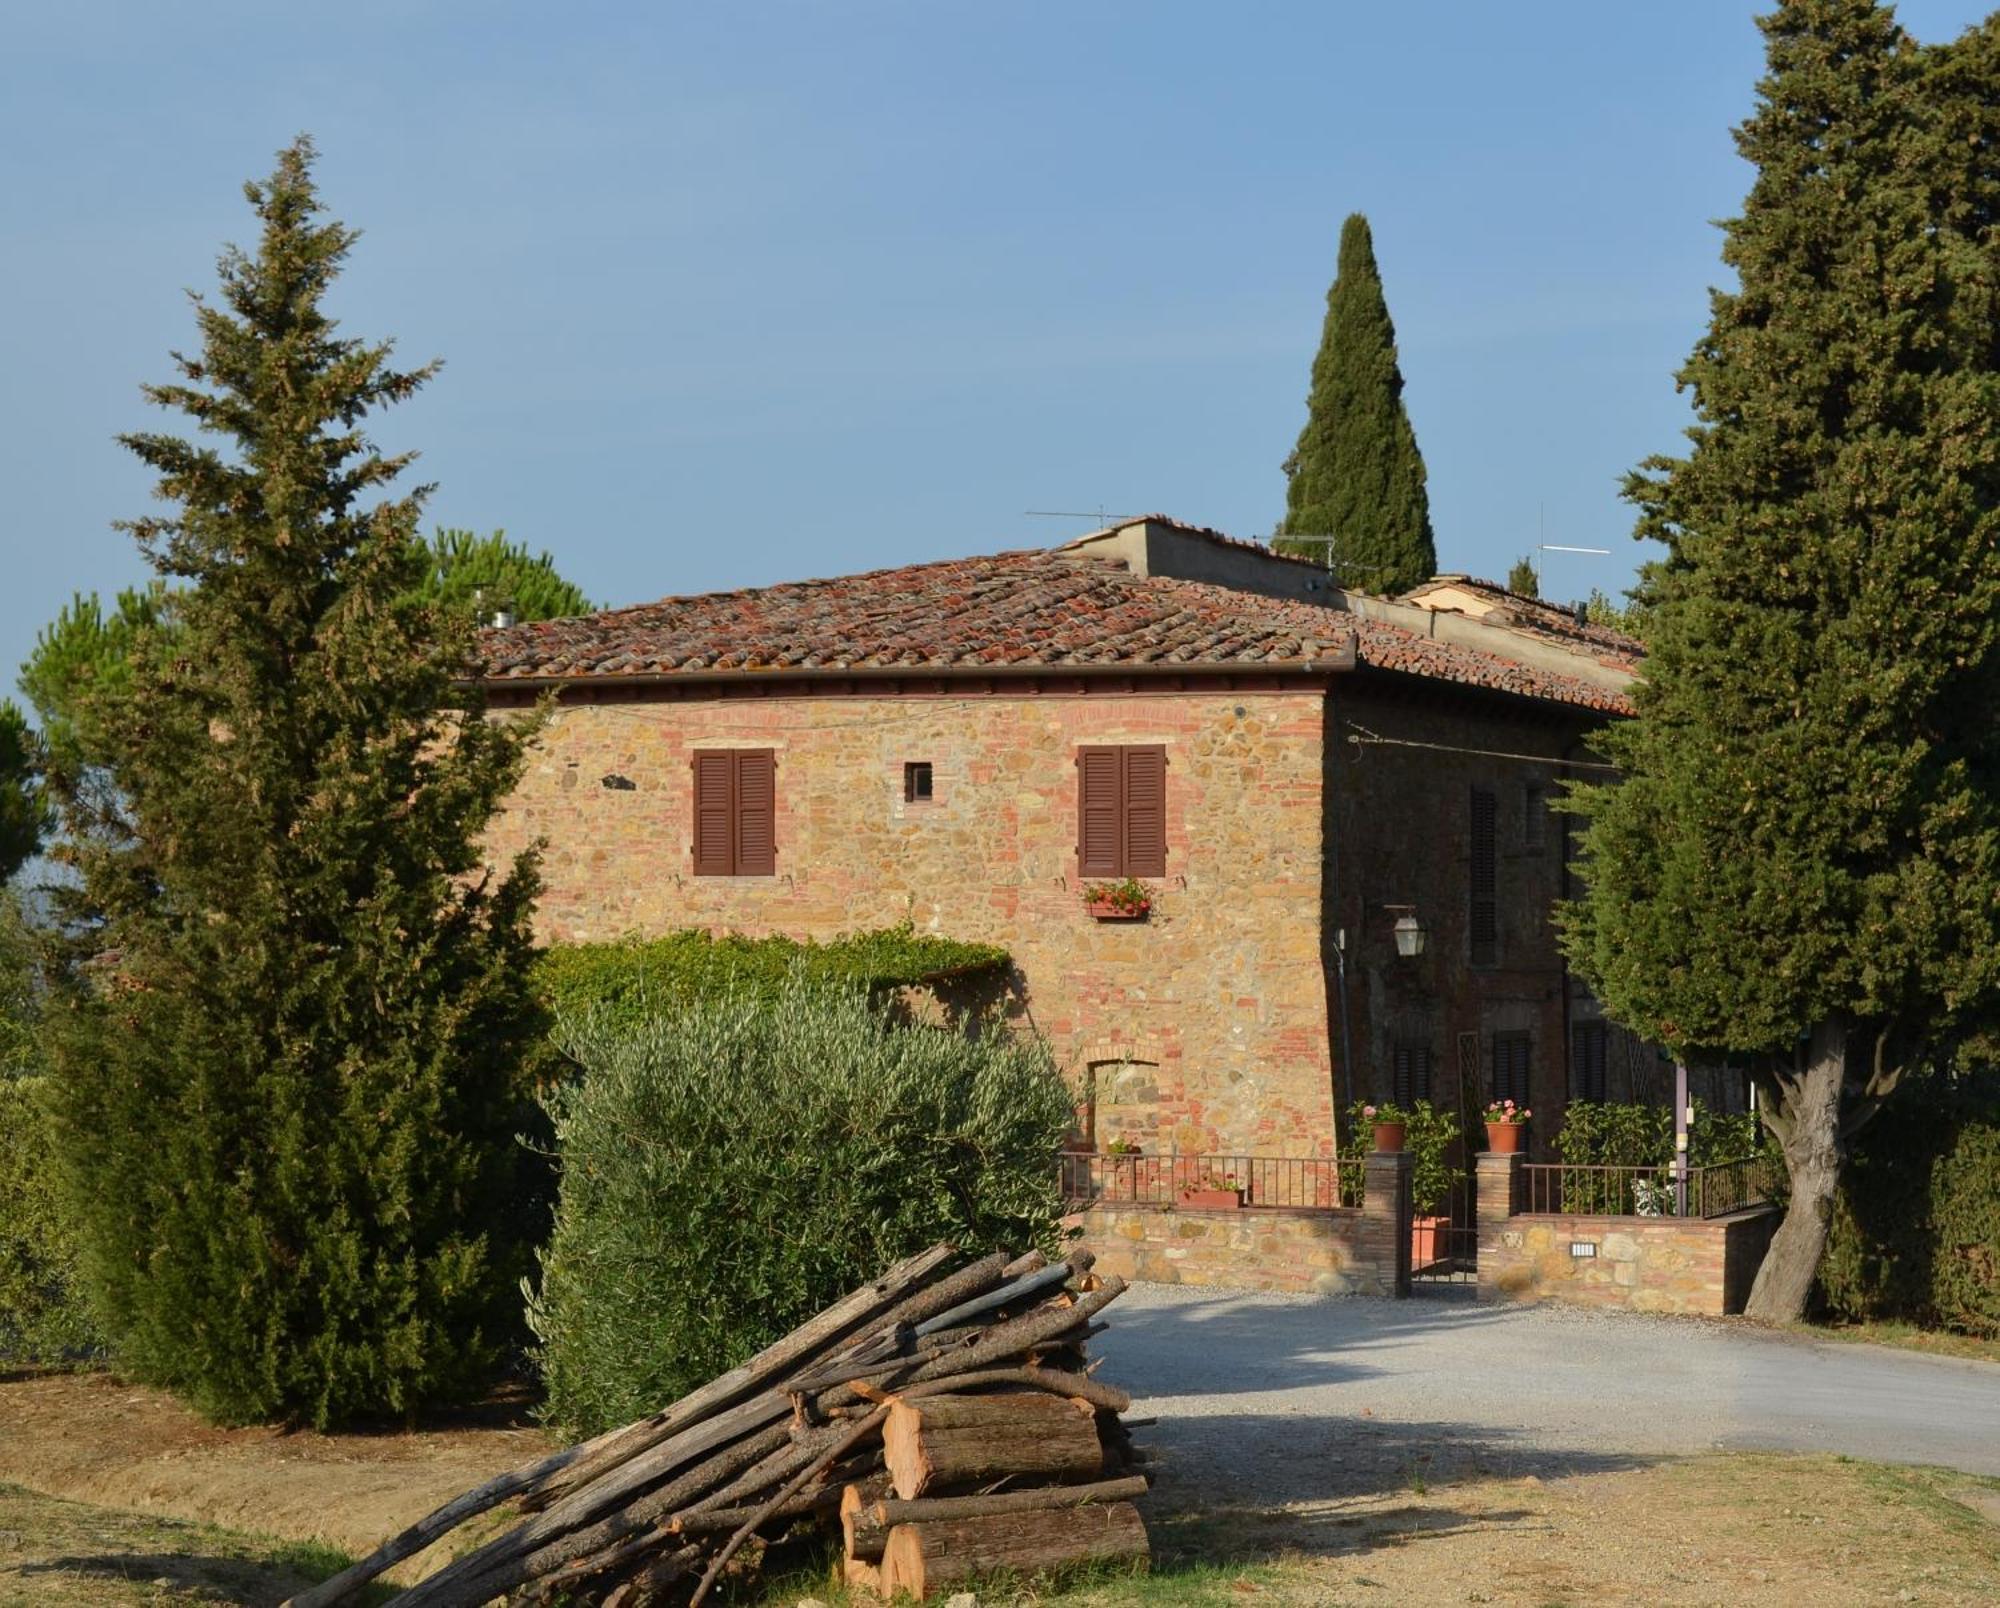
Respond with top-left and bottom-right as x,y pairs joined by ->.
1177,1187 -> 1242,1210
1371,1121 -> 1407,1154
1411,1214 -> 1448,1267
1086,898 -> 1149,921
1485,1121 -> 1525,1154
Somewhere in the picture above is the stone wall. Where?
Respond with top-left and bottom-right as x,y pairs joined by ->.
1474,1156 -> 1779,1316
1069,1205 -> 1364,1295
485,686 -> 1338,1156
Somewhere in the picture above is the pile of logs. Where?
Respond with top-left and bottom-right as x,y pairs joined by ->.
286,1243 -> 1148,1607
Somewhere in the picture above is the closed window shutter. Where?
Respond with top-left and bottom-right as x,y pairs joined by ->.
1077,748 -> 1123,877
734,750 -> 776,876
1470,786 -> 1498,965
1122,747 -> 1167,877
1492,1032 -> 1531,1107
693,752 -> 735,875
1392,1044 -> 1433,1107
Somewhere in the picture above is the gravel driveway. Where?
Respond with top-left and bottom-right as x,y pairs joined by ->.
1098,1286 -> 2000,1506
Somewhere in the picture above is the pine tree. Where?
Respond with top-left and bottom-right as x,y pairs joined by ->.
421,528 -> 596,622
0,703 -> 44,883
1507,556 -> 1540,599
1562,1 -> 2000,1322
42,138 -> 547,1426
1275,214 -> 1436,593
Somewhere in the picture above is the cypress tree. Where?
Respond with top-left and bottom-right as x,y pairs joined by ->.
1506,556 -> 1540,599
42,138 -> 547,1426
1562,2 -> 2000,1322
1275,214 -> 1437,593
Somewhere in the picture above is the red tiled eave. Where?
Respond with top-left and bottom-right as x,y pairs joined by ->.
474,549 -> 1634,716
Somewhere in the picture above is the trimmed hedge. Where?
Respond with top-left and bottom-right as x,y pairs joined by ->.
527,974 -> 1072,1438
0,1077 -> 102,1364
530,925 -> 1010,1049
1818,1080 -> 2000,1338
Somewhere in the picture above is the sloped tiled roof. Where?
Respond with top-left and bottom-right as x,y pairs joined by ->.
1403,575 -> 1643,668
477,549 -> 1633,715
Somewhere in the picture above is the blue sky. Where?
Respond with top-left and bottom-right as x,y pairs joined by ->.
1,1 -> 1987,690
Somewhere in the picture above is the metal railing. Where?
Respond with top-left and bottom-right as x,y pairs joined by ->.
1060,1151 -> 1345,1212
1520,1156 -> 1779,1219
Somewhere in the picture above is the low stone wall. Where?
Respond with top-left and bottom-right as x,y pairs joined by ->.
1479,1207 -> 1780,1316
1068,1204 -> 1365,1296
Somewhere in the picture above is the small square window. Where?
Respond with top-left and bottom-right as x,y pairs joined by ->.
904,761 -> 934,803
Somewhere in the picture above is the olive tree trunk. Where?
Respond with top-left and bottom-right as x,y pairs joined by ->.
1743,1014 -> 1848,1324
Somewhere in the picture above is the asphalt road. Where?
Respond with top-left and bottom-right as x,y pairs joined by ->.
1098,1286 -> 2000,1505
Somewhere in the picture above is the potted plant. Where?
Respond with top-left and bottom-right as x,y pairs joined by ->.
1176,1169 -> 1243,1210
1364,1102 -> 1409,1154
1083,877 -> 1153,921
1407,1101 -> 1454,1267
1484,1098 -> 1532,1154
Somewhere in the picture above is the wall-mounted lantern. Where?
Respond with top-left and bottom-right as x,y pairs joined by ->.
1390,908 -> 1427,959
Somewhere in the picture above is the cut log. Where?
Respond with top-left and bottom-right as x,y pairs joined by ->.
882,1392 -> 1105,1499
846,1474 -> 1150,1562
881,1501 -> 1149,1599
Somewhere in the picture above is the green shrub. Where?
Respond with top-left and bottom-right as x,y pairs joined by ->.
0,1077 -> 102,1364
1818,1079 -> 2000,1338
528,975 -> 1072,1438
528,926 -> 1010,1079
1335,1101 -> 1459,1212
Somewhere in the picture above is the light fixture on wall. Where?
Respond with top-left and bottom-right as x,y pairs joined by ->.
1384,904 -> 1427,958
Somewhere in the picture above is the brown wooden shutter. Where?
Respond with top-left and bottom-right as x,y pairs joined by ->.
1077,747 -> 1123,877
1572,1020 -> 1608,1103
1492,1031 -> 1532,1107
1121,746 -> 1167,878
734,749 -> 776,876
693,752 -> 735,875
1393,1043 -> 1433,1107
1469,786 -> 1498,965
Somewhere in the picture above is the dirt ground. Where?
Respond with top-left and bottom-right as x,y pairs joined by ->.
3,1371 -> 1999,1606
0,1370 -> 544,1588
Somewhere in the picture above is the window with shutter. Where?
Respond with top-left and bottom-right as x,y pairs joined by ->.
1469,786 -> 1498,965
1491,1031 -> 1532,1107
691,749 -> 776,876
1392,1042 -> 1433,1107
1572,1020 -> 1608,1102
1075,745 -> 1168,879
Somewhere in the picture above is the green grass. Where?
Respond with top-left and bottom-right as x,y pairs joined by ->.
1804,1318 -> 2000,1365
0,1482 -> 386,1607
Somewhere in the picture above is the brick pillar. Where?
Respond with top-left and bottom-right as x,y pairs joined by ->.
1358,1149 -> 1412,1298
1474,1151 -> 1523,1302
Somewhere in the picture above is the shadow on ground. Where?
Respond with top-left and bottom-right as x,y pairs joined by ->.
9,1551 -> 320,1606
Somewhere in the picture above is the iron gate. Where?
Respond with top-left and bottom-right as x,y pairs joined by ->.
1411,1161 -> 1477,1288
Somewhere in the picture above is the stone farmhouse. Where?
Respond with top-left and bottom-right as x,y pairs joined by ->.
474,516 -> 1648,1162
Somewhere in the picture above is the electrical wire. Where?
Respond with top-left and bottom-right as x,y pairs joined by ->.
1343,722 -> 1619,773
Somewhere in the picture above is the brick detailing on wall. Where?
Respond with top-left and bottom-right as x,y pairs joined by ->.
1357,1150 -> 1413,1298
484,689 -> 1339,1157
1475,1150 -> 1779,1316
1068,1206 -> 1363,1296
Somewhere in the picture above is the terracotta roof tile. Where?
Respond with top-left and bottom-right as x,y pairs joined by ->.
477,549 -> 1633,715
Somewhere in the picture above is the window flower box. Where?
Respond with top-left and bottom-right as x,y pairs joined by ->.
1082,878 -> 1153,921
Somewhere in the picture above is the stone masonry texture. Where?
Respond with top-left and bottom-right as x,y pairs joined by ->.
484,687 -> 1340,1157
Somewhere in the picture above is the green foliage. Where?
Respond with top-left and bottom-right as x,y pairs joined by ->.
1554,1099 -> 1776,1215
1818,1077 -> 2000,1337
1338,1100 -> 1457,1214
0,1078 -> 102,1364
1405,1101 -> 1457,1217
40,139 -> 547,1428
1274,214 -> 1436,594
1582,585 -> 1649,642
18,586 -> 168,775
0,702 -> 44,883
1506,557 -> 1540,599
528,977 -> 1074,1438
419,528 -> 596,623
530,925 -> 1010,1051
1562,3 -> 2000,1062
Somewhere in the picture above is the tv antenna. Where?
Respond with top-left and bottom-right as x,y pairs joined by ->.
1024,508 -> 1140,526
1264,534 -> 1390,578
1536,503 -> 1609,559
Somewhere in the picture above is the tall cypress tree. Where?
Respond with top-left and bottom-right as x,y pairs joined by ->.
43,139 -> 547,1426
1562,2 -> 2000,1321
1275,214 -> 1436,593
